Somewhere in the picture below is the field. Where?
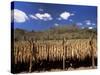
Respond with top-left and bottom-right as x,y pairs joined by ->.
11,38 -> 97,73
11,24 -> 97,74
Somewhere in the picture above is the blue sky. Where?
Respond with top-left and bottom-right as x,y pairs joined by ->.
11,1 -> 97,31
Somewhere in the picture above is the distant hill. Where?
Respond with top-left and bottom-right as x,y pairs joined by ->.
13,25 -> 97,41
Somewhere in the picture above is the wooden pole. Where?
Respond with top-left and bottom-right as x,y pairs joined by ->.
89,33 -> 95,68
63,38 -> 65,70
29,59 -> 32,72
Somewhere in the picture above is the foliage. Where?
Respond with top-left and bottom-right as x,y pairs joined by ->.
14,25 -> 97,41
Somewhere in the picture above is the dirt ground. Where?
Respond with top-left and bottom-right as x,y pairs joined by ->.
20,66 -> 97,74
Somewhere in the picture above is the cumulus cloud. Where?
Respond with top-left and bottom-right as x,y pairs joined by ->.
69,19 -> 73,22
39,8 -> 44,11
12,9 -> 28,23
58,18 -> 62,20
29,15 -> 38,20
29,13 -> 52,21
60,12 -> 70,20
85,20 -> 91,25
35,13 -> 53,21
71,13 -> 75,16
59,11 -> 74,20
92,23 -> 96,26
54,23 -> 59,27
88,27 -> 93,29
76,22 -> 83,26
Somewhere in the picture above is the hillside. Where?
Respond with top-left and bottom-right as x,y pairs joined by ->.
13,25 -> 97,41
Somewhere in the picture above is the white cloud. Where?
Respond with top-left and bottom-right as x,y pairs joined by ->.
39,8 -> 44,11
76,22 -> 83,26
69,19 -> 73,22
71,13 -> 75,16
12,9 -> 28,23
85,20 -> 91,25
92,23 -> 96,25
58,18 -> 62,20
88,27 -> 93,29
29,13 -> 53,21
59,11 -> 74,20
35,13 -> 53,21
29,15 -> 38,20
54,23 -> 59,27
60,12 -> 70,20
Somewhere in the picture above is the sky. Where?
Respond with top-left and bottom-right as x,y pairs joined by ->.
11,1 -> 97,31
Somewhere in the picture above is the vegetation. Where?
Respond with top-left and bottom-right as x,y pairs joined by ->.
12,24 -> 97,73
14,25 -> 97,41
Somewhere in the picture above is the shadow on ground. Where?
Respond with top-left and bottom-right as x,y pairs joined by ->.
11,57 -> 97,74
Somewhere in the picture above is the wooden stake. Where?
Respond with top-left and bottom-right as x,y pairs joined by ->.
89,33 -> 95,68
63,38 -> 65,70
29,59 -> 32,72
